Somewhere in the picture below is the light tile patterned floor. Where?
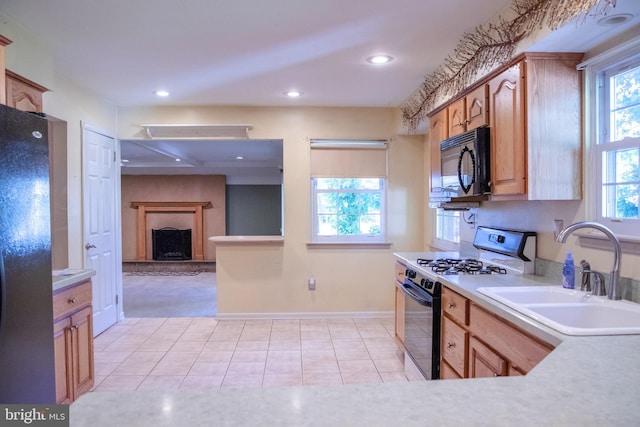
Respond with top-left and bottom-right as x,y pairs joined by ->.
92,317 -> 423,391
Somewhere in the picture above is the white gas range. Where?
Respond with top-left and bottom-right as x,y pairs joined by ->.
412,226 -> 537,280
399,226 -> 537,380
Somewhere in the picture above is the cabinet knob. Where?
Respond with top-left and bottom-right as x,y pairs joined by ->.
447,342 -> 456,349
448,302 -> 456,309
68,298 -> 76,304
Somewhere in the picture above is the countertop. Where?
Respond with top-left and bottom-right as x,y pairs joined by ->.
69,252 -> 640,426
52,269 -> 96,292
209,235 -> 284,246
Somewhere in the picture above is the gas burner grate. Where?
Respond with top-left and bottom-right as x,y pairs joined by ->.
417,257 -> 508,275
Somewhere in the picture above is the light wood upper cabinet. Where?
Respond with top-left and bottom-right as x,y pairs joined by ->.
0,35 -> 12,105
5,70 -> 48,112
448,98 -> 466,137
489,62 -> 526,197
448,85 -> 489,138
489,53 -> 583,200
429,108 -> 448,193
465,85 -> 489,132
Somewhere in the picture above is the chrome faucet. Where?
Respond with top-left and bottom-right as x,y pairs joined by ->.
555,222 -> 622,300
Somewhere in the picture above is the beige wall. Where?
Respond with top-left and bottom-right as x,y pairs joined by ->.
119,106 -> 426,316
121,175 -> 226,261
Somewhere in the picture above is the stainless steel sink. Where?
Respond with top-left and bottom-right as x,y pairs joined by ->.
477,286 -> 640,336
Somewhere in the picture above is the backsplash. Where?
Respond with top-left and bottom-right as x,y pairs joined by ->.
536,258 -> 640,304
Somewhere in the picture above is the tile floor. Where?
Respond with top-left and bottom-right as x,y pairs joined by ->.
92,317 -> 423,391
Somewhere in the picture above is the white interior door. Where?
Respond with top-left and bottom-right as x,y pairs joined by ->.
82,124 -> 118,336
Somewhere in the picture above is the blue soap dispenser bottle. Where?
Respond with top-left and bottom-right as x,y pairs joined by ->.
562,251 -> 575,289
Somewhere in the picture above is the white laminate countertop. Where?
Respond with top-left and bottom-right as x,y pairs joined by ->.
69,252 -> 640,426
52,269 -> 95,292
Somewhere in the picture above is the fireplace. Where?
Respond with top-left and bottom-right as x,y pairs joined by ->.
152,228 -> 192,261
130,201 -> 212,261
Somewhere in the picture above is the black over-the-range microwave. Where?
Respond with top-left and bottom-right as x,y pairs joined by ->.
432,126 -> 490,205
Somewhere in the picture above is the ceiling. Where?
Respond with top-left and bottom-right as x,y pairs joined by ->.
1,0 -> 638,181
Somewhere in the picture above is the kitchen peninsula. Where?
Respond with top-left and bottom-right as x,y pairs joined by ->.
70,253 -> 640,426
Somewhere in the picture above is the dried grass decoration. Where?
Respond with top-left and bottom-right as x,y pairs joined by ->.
401,0 -> 616,132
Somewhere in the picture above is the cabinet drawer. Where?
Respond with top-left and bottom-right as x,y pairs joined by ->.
442,287 -> 469,325
441,315 -> 468,377
469,303 -> 553,374
53,280 -> 92,320
395,261 -> 407,283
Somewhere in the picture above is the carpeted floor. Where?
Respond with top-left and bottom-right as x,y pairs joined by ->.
122,272 -> 217,318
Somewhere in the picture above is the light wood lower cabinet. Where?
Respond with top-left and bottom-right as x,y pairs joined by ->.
53,280 -> 94,404
469,336 -> 507,378
394,261 -> 407,345
441,286 -> 553,379
441,315 -> 468,378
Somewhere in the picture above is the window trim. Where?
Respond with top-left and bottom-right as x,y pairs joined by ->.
310,177 -> 387,244
432,208 -> 460,251
582,36 -> 640,249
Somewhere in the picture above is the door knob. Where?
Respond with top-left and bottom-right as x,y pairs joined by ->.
85,243 -> 97,250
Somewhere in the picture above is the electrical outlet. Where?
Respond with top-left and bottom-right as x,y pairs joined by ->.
308,277 -> 316,291
554,219 -> 564,239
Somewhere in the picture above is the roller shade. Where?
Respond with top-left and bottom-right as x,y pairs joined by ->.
310,139 -> 388,178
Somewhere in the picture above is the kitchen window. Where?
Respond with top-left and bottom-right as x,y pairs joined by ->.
312,178 -> 385,242
588,45 -> 640,238
434,209 -> 460,250
309,139 -> 388,245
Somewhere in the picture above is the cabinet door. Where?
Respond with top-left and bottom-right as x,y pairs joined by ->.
395,284 -> 405,345
465,85 -> 488,130
469,336 -> 507,378
468,303 -> 552,374
71,306 -> 95,398
447,98 -> 466,137
489,62 -> 526,196
440,361 -> 462,380
429,109 -> 448,193
442,316 -> 468,377
53,318 -> 73,404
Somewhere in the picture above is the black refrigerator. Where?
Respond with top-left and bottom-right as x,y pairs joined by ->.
0,103 -> 56,403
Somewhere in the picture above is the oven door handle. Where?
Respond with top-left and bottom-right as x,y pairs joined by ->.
401,282 -> 433,307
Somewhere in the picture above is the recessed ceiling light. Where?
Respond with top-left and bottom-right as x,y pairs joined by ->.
121,159 -> 129,163
367,55 -> 393,65
236,156 -> 245,160
597,13 -> 633,26
175,158 -> 181,162
155,90 -> 170,97
285,90 -> 302,98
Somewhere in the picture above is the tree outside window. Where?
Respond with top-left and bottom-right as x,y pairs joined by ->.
313,178 -> 384,241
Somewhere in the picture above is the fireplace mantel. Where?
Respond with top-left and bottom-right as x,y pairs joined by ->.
131,201 -> 212,260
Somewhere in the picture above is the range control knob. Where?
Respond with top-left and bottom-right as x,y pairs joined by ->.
406,269 -> 417,279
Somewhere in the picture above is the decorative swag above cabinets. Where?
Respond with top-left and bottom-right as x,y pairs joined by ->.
400,0 -> 618,131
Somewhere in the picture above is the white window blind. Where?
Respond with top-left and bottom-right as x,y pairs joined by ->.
310,139 -> 388,178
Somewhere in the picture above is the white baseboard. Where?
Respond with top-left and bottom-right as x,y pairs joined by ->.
214,311 -> 394,320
